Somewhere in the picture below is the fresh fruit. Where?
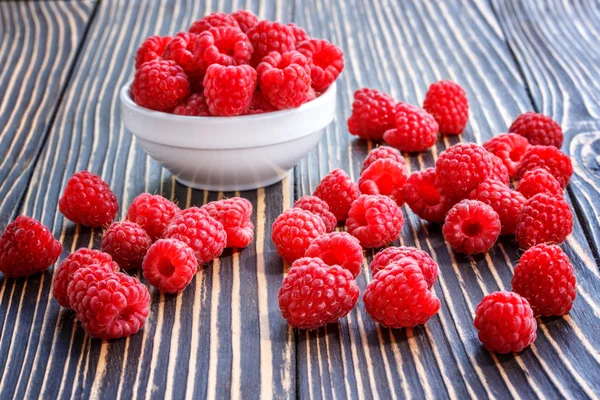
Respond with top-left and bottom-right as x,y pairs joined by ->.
101,221 -> 152,270
257,51 -> 312,109
517,168 -> 563,199
435,143 -> 494,199
403,168 -> 455,223
201,197 -> 254,248
246,21 -> 296,66
271,208 -> 326,264
482,133 -> 529,177
346,194 -> 404,248
173,93 -> 211,116
347,88 -> 396,140
126,193 -> 181,241
383,102 -> 438,152
515,145 -> 573,188
358,158 -> 408,206
135,35 -> 172,69
313,169 -> 360,221
509,111 -> 563,148
203,64 -> 257,116
361,146 -> 405,172
369,246 -> 438,288
142,239 -> 197,293
304,232 -> 363,278
193,27 -> 253,73
189,12 -> 240,34
442,199 -> 501,254
163,32 -> 203,80
293,195 -> 337,233
422,80 -> 468,135
296,39 -> 344,92
469,179 -> 526,235
231,10 -> 259,33
132,59 -> 190,112
515,193 -> 573,250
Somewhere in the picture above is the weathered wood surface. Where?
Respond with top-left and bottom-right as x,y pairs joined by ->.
0,0 -> 599,399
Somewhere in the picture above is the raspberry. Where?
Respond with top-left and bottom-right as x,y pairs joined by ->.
422,80 -> 469,135
101,221 -> 152,270
271,209 -> 326,264
313,169 -> 360,221
469,179 -> 525,235
132,59 -> 190,112
383,102 -> 438,152
189,12 -> 240,34
0,216 -> 62,278
442,200 -> 501,254
358,159 -> 408,206
515,145 -> 573,188
164,207 -> 227,264
163,32 -> 203,81
278,257 -> 359,329
362,146 -> 406,172
59,171 -> 119,228
403,168 -> 456,223
488,154 -> 510,185
363,262 -> 440,328
370,246 -> 438,288
304,232 -> 363,278
231,10 -> 259,33
247,21 -> 296,66
193,27 -> 253,73
287,23 -> 310,43
347,194 -> 404,248
52,249 -> 119,308
142,239 -> 197,293
474,291 -> 537,354
203,64 -> 257,116
248,91 -> 277,114
201,197 -> 254,248
126,193 -> 180,241
435,143 -> 494,199
257,51 -> 312,109
483,133 -> 530,177
517,168 -> 563,199
296,39 -> 344,92
509,111 -> 563,148
68,267 -> 150,339
135,36 -> 172,69
173,93 -> 210,116
347,88 -> 396,140
293,195 -> 337,233
515,193 -> 573,250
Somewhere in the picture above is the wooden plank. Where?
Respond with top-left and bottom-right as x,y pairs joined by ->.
294,0 -> 600,398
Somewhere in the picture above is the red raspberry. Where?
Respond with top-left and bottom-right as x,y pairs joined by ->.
515,145 -> 573,188
142,239 -> 197,293
271,209 -> 326,264
304,232 -> 363,278
201,197 -> 254,248
474,291 -> 537,354
59,171 -> 119,228
469,179 -> 526,235
435,143 -> 494,199
278,257 -> 359,329
164,207 -> 227,264
347,194 -> 404,248
173,93 -> 210,116
488,154 -> 510,185
313,169 -> 360,221
515,193 -> 573,250
370,246 -> 438,288
364,261 -> 440,328
135,35 -> 172,69
257,51 -> 311,109
483,133 -> 530,177
68,267 -> 150,339
362,146 -> 406,172
358,159 -> 408,206
287,23 -> 310,43
52,249 -> 119,308
383,102 -> 438,152
189,12 -> 240,34
509,111 -> 563,148
0,216 -> 62,278
442,200 -> 501,254
422,80 -> 469,135
126,193 -> 180,241
163,32 -> 203,81
403,168 -> 456,223
231,10 -> 259,33
247,21 -> 295,66
293,195 -> 337,233
517,168 -> 563,199
132,59 -> 190,112
296,39 -> 344,92
248,91 -> 277,114
347,88 -> 396,140
194,27 -> 253,73
203,64 -> 257,116
101,221 -> 152,270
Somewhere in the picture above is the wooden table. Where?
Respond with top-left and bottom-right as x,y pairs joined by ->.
1,0 -> 599,398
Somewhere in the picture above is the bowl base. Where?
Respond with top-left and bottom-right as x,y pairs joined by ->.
174,170 -> 291,192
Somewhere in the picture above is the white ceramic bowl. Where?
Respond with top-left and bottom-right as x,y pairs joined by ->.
120,81 -> 336,191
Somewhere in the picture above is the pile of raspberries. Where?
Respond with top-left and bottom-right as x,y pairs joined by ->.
131,11 -> 344,116
0,171 -> 254,340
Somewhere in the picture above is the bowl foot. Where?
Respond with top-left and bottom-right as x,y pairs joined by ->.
174,171 -> 291,192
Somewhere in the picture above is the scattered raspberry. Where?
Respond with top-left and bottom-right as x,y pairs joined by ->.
132,59 -> 190,112
347,194 -> 404,248
358,158 -> 408,206
517,168 -> 563,199
442,199 -> 501,254
304,232 -> 363,278
163,32 -> 203,81
370,246 -> 438,288
469,179 -> 526,235
59,171 -> 119,228
173,93 -> 210,116
515,193 -> 573,250
278,257 -> 359,329
271,209 -> 326,264
288,23 -> 310,43
52,249 -> 119,308
68,267 -> 150,339
248,91 -> 277,114
0,216 -> 62,278
293,195 -> 337,233
474,291 -> 537,354
383,102 -> 438,152
201,197 -> 254,248
164,207 -> 227,264
189,12 -> 240,34
231,10 -> 259,33
142,239 -> 197,293
296,39 -> 344,92
347,88 -> 396,140
488,154 -> 510,185
257,51 -> 312,109
362,146 -> 406,172
203,64 -> 256,116
193,27 -> 253,73
483,133 -> 529,177
101,221 -> 152,270
135,35 -> 172,69
403,168 -> 456,223
126,193 -> 180,241
515,145 -> 573,188
422,80 -> 468,135
313,169 -> 360,221
435,143 -> 494,199
364,261 -> 440,328
247,21 -> 296,66
509,111 -> 563,148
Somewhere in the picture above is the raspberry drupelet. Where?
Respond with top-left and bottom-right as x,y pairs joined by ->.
313,169 -> 360,222
163,32 -> 203,81
383,102 -> 438,152
296,39 -> 344,92
231,10 -> 259,33
143,239 -> 198,294
469,179 -> 526,235
135,35 -> 172,69
101,221 -> 152,270
370,246 -> 438,288
488,154 -> 510,186
517,168 -> 563,199
358,158 -> 408,206
271,209 -> 326,264
126,193 -> 181,241
509,111 -> 563,148
132,59 -> 190,112
516,145 -> 573,189
346,194 -> 404,248
203,64 -> 257,116
193,27 -> 253,73
304,232 -> 363,278
173,93 -> 211,116
201,197 -> 254,248
442,199 -> 501,255
422,80 -> 469,135
515,193 -> 573,250
435,143 -> 494,199
403,168 -> 456,223
293,195 -> 337,233
257,51 -> 312,109
287,23 -> 310,44
247,21 -> 296,66
347,88 -> 396,140
189,12 -> 240,34
483,133 -> 530,177
361,146 -> 406,172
